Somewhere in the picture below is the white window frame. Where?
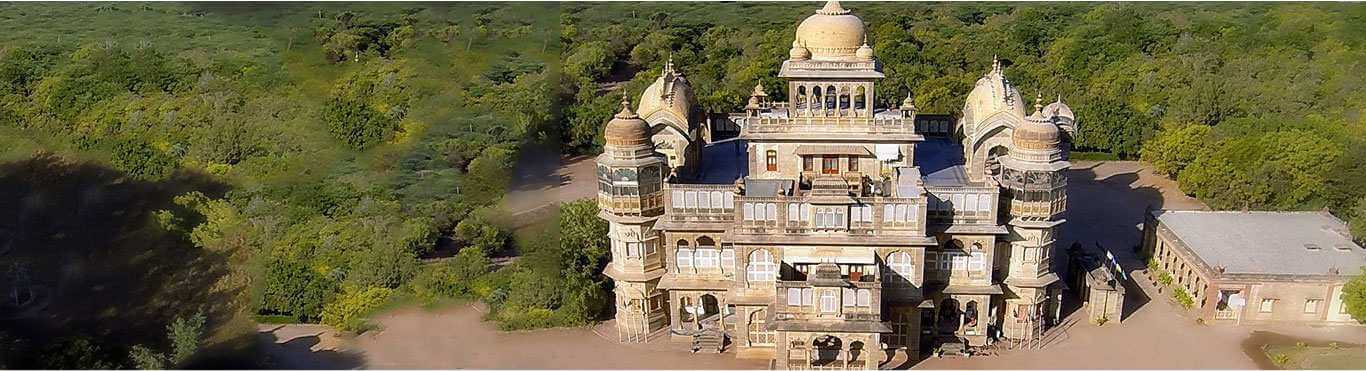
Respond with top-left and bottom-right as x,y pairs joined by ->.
747,249 -> 777,282
820,290 -> 838,313
1260,298 -> 1275,313
743,203 -> 754,220
857,289 -> 871,307
676,248 -> 693,269
802,288 -> 814,306
1305,299 -> 1321,314
887,252 -> 914,284
720,247 -> 735,273
843,288 -> 856,308
695,249 -> 719,268
787,288 -> 802,306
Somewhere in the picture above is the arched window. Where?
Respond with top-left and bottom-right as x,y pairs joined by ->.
676,240 -> 693,270
766,150 -> 778,172
854,86 -> 866,110
886,252 -> 914,286
825,86 -> 836,109
695,236 -> 718,269
747,249 -> 777,282
749,309 -> 774,346
796,86 -> 807,109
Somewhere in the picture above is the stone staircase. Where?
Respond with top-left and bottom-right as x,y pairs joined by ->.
690,315 -> 727,354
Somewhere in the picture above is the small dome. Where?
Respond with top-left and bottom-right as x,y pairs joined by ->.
1012,98 -> 1062,151
794,1 -> 866,61
604,97 -> 651,148
855,42 -> 874,61
789,39 -> 811,60
900,92 -> 915,111
1043,96 -> 1074,121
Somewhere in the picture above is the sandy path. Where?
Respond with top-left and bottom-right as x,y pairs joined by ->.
353,305 -> 767,369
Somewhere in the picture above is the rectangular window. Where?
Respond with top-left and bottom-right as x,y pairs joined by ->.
767,203 -> 778,221
625,242 -> 640,257
820,290 -> 837,313
743,203 -> 754,220
857,289 -> 871,307
645,240 -> 657,255
697,192 -> 709,209
787,288 -> 802,306
800,203 -> 811,221
822,156 -> 838,174
803,156 -> 814,172
1260,299 -> 1275,313
685,191 -> 698,208
672,190 -> 685,208
720,248 -> 735,272
677,249 -> 693,268
788,203 -> 801,222
723,192 -> 734,208
802,288 -> 814,306
1305,299 -> 1321,313
884,204 -> 895,224
969,252 -> 984,271
848,157 -> 859,172
696,249 -> 719,268
766,150 -> 778,172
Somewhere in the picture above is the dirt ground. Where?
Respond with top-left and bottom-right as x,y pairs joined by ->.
257,160 -> 1366,369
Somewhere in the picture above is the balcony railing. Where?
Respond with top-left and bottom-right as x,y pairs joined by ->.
742,115 -> 914,135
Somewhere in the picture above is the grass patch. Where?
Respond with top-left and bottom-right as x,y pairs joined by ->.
1263,342 -> 1366,369
1071,151 -> 1122,161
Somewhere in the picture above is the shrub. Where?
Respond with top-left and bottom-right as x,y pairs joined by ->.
1157,271 -> 1173,286
409,248 -> 491,304
167,311 -> 205,366
128,345 -> 166,370
321,286 -> 394,333
1172,287 -> 1195,309
1270,353 -> 1290,366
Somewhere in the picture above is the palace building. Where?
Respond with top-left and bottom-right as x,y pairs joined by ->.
597,1 -> 1078,367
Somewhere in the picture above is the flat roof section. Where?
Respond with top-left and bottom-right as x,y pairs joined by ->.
696,139 -> 748,184
1156,211 -> 1366,276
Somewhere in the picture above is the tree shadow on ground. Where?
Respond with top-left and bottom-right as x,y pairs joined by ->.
0,152 -> 253,367
1059,162 -> 1170,323
252,327 -> 365,370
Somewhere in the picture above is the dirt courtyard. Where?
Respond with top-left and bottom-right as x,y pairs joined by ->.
256,161 -> 1366,369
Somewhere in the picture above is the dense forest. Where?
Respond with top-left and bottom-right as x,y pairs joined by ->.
558,2 -> 1366,239
0,3 -> 609,369
1,1 -> 1365,368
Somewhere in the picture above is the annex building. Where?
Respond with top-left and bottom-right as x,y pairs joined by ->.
1142,210 -> 1365,326
596,1 -> 1080,367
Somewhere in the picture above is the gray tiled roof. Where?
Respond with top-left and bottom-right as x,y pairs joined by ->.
1157,211 -> 1366,276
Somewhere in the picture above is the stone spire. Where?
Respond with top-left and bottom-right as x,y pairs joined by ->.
817,0 -> 850,15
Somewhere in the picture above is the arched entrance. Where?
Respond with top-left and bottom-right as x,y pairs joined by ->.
812,335 -> 843,366
938,298 -> 961,334
700,294 -> 720,321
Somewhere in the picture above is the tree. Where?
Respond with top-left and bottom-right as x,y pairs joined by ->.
110,138 -> 177,181
1344,267 -> 1366,324
1142,124 -> 1213,178
454,212 -> 509,255
461,145 -> 516,205
167,311 -> 205,366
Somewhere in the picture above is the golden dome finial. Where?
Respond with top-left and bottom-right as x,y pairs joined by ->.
1033,92 -> 1044,113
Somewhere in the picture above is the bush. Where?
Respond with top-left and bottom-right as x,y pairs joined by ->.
321,286 -> 394,333
454,212 -> 509,256
1172,287 -> 1195,309
167,311 -> 205,366
409,248 -> 491,303
128,345 -> 166,370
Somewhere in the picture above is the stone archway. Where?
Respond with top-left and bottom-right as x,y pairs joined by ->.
938,298 -> 961,334
812,335 -> 843,366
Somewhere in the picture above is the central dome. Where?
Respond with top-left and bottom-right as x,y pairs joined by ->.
794,1 -> 866,61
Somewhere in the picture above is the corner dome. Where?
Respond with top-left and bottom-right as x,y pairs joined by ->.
604,97 -> 651,148
1012,99 -> 1062,151
794,1 -> 866,61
